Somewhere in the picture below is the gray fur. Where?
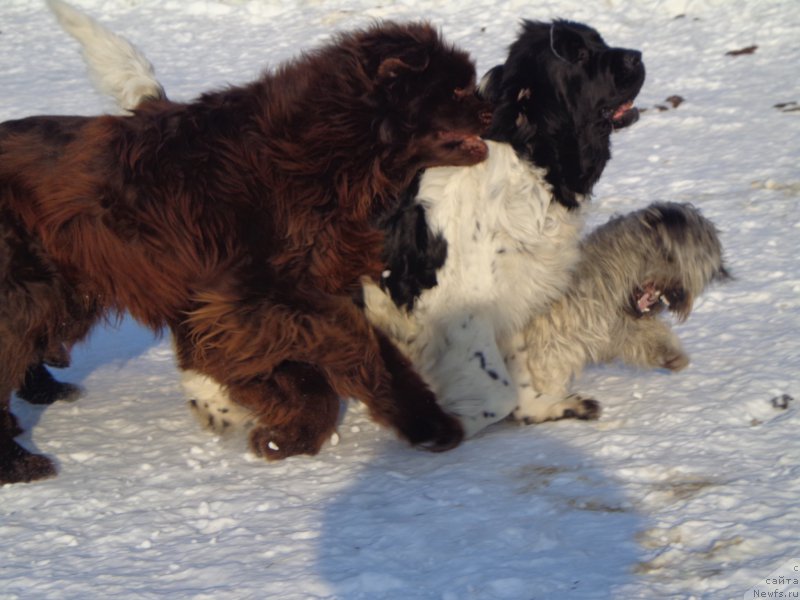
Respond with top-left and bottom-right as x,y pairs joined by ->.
510,202 -> 730,423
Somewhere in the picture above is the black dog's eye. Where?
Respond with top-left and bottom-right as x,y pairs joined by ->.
576,48 -> 590,64
453,87 -> 470,100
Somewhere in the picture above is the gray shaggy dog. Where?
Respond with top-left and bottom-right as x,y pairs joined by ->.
508,202 -> 730,424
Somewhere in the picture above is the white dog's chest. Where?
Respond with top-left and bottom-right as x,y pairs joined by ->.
414,141 -> 584,334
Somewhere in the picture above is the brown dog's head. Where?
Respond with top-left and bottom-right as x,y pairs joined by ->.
349,22 -> 490,173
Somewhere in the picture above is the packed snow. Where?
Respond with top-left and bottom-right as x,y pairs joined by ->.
1,0 -> 799,598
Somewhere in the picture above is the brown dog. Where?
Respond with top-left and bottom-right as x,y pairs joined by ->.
0,21 -> 489,484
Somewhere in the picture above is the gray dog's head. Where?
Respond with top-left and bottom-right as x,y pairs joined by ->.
582,202 -> 731,321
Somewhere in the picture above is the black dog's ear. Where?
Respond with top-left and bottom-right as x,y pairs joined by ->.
548,21 -> 591,65
477,65 -> 504,103
376,49 -> 430,82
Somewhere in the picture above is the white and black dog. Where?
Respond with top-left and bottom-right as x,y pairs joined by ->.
46,3 -> 644,437
366,20 -> 645,435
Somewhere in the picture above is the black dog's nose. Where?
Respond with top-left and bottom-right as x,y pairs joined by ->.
623,50 -> 642,71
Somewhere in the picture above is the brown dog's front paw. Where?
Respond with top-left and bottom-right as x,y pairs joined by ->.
404,410 -> 464,453
248,425 -> 327,461
17,363 -> 83,405
19,381 -> 83,406
0,439 -> 58,484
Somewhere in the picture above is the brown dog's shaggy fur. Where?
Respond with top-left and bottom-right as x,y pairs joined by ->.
0,22 -> 490,484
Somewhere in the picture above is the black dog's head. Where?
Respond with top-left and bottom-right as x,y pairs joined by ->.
480,20 -> 645,209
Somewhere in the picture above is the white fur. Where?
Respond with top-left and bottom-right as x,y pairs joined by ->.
364,141 -> 585,437
182,369 -> 254,434
47,0 -> 164,114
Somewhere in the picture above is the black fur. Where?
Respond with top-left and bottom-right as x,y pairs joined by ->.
378,19 -> 645,309
20,20 -> 645,426
17,363 -> 82,405
375,172 -> 447,309
481,19 -> 645,209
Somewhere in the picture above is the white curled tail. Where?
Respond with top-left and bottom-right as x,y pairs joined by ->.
46,0 -> 166,113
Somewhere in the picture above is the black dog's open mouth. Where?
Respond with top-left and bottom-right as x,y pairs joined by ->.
608,100 -> 640,129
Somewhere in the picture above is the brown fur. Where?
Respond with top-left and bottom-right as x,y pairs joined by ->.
0,22 -> 489,483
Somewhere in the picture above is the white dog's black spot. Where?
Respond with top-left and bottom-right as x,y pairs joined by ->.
470,350 -> 506,382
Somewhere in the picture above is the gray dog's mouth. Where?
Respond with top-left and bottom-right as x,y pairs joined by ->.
633,283 -> 666,315
631,282 -> 686,317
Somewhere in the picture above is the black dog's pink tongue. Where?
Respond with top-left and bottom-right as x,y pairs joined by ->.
613,101 -> 634,121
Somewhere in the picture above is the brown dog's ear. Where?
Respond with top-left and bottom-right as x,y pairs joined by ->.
376,50 -> 430,82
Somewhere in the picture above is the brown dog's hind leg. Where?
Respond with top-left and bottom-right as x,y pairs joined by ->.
184,289 -> 463,457
0,387 -> 57,485
370,329 -> 463,452
229,362 -> 341,460
16,362 -> 83,405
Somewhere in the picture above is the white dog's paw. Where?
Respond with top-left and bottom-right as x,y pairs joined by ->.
513,392 -> 601,424
188,397 -> 255,434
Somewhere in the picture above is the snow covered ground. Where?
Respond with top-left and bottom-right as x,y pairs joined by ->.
1,0 -> 799,598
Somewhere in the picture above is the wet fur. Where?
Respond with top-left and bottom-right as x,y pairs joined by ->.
0,19 -> 490,483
